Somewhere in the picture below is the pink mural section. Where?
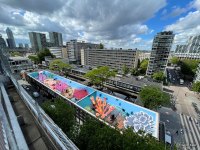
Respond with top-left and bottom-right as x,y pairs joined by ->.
38,71 -> 88,100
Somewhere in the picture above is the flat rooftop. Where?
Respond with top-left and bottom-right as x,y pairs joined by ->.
28,70 -> 159,138
9,56 -> 29,61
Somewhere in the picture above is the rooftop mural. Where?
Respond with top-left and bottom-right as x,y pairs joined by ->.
28,70 -> 159,138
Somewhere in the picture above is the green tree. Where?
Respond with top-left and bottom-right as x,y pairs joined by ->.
42,99 -> 75,134
170,57 -> 179,65
192,81 -> 200,92
139,86 -> 170,109
28,55 -> 39,64
99,43 -> 104,49
139,59 -> 149,74
72,118 -> 166,150
122,64 -> 129,76
84,66 -> 116,88
49,59 -> 72,71
37,48 -> 54,63
152,71 -> 165,81
180,59 -> 199,76
130,68 -> 138,76
10,51 -> 21,57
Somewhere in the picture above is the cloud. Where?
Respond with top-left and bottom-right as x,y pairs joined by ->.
164,0 -> 200,47
0,0 -> 166,49
0,0 -> 65,14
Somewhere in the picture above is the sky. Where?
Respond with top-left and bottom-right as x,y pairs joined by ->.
0,0 -> 200,50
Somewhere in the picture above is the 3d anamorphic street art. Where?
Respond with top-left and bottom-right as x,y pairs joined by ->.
28,70 -> 159,138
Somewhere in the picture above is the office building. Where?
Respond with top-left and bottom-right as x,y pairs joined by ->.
62,47 -> 68,58
146,31 -> 174,75
49,32 -> 63,47
81,49 -> 138,70
0,34 -> 6,48
29,32 -> 47,52
138,50 -> 151,61
66,40 -> 98,63
6,27 -> 16,48
174,35 -> 200,59
49,47 -> 62,58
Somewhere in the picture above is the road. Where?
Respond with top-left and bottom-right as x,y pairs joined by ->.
166,68 -> 181,84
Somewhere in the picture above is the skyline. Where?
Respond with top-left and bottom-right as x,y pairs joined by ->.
0,0 -> 200,50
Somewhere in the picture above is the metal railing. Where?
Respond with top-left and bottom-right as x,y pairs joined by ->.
0,48 -> 78,150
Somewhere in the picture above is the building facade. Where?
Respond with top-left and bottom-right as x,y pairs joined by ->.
174,35 -> 200,59
138,50 -> 151,61
49,32 -> 63,47
0,34 -> 6,48
29,32 -> 47,52
146,31 -> 174,75
81,49 -> 139,70
6,27 -> 16,48
8,56 -> 34,73
49,47 -> 63,58
66,40 -> 98,63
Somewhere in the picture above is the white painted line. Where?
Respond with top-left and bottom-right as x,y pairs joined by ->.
180,114 -> 189,145
186,116 -> 199,150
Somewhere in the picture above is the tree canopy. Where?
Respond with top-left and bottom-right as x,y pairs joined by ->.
180,59 -> 200,76
84,66 -> 116,87
139,59 -> 149,74
192,81 -> 200,92
99,43 -> 104,49
71,118 -> 166,150
130,68 -> 138,76
139,86 -> 170,110
122,64 -> 129,76
49,59 -> 72,71
42,99 -> 75,134
152,71 -> 165,81
170,57 -> 179,65
10,51 -> 21,57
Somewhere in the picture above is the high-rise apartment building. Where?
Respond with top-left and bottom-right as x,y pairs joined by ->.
66,40 -> 98,63
81,49 -> 138,70
174,35 -> 200,59
29,32 -> 47,52
0,34 -> 6,48
6,27 -> 16,48
49,32 -> 63,47
146,31 -> 174,75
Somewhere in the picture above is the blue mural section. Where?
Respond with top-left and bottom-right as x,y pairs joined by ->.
28,70 -> 159,138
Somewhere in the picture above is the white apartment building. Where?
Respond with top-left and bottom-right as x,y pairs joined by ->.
81,48 -> 138,70
174,35 -> 200,59
49,47 -> 62,58
138,51 -> 151,61
9,56 -> 34,73
146,31 -> 174,75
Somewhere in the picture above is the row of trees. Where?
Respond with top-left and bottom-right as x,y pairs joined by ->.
170,57 -> 200,78
139,86 -> 170,109
42,98 -> 167,150
84,66 -> 116,88
121,59 -> 149,76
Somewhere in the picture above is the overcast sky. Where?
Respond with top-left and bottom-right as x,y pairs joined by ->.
0,0 -> 200,50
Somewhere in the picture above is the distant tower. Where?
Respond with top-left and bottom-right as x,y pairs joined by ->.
146,31 -> 174,75
6,27 -> 16,48
49,32 -> 63,47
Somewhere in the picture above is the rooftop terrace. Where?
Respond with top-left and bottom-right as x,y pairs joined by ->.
28,70 -> 159,138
